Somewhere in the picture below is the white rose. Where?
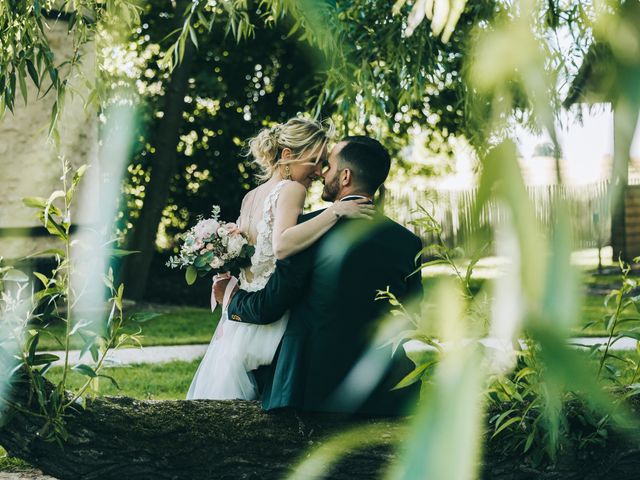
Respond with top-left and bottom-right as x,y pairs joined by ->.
227,234 -> 247,257
194,219 -> 220,240
209,257 -> 224,269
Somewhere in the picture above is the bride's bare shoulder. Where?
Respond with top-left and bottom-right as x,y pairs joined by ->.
239,186 -> 259,210
280,180 -> 306,197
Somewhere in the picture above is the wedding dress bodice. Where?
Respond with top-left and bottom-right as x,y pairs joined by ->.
239,179 -> 291,292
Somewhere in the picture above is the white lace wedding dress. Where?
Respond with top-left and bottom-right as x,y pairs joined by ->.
186,180 -> 291,400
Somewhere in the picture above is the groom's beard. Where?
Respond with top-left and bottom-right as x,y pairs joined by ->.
321,175 -> 340,202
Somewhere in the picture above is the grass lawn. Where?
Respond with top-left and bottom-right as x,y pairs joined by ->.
0,452 -> 30,473
37,305 -> 220,351
419,247 -> 633,337
45,359 -> 201,399
429,274 -> 615,337
575,294 -> 610,336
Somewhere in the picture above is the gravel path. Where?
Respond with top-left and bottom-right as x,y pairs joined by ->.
0,471 -> 56,480
49,344 -> 208,366
46,336 -> 638,367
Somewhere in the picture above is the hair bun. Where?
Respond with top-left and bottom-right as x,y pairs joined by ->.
248,124 -> 282,171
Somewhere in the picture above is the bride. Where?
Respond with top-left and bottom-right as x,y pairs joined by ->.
187,117 -> 373,400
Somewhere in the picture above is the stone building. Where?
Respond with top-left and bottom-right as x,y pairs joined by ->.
0,18 -> 97,260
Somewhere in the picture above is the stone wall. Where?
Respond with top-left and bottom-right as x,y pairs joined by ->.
0,19 -> 97,259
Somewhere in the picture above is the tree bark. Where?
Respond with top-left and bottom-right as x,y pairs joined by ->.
121,0 -> 196,301
1,382 -> 639,480
610,102 -> 639,263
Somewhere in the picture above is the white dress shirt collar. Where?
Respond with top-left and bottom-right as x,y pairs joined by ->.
340,194 -> 373,202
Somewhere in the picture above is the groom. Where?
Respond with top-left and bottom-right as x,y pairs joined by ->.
215,136 -> 423,415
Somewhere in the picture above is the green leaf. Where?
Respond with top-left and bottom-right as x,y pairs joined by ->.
605,314 -> 616,332
26,59 -> 40,89
33,272 -> 49,287
194,252 -> 213,267
188,25 -> 199,48
604,291 -> 619,309
524,430 -> 536,453
49,100 -> 59,137
34,285 -> 63,302
130,312 -> 162,323
492,408 -> 516,430
18,63 -> 28,104
67,164 -> 88,203
185,265 -> 197,285
178,35 -> 186,64
27,332 -> 40,363
69,320 -> 92,336
22,248 -> 66,259
89,343 -> 99,363
492,416 -> 522,438
392,361 -> 435,390
98,374 -> 120,389
41,214 -> 68,241
22,196 -> 47,209
617,331 -> 640,341
617,317 -> 640,325
30,353 -> 59,366
115,284 -> 124,310
514,367 -> 536,382
72,364 -> 97,378
108,249 -> 139,257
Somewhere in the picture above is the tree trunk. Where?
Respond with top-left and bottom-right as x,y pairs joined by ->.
121,1 -> 195,301
1,381 -> 639,480
610,102 -> 639,263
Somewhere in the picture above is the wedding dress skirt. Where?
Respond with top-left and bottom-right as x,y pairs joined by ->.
186,299 -> 289,400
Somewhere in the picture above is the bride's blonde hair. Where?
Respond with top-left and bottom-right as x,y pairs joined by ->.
246,117 -> 335,181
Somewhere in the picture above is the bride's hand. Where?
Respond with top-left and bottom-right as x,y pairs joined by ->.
213,271 -> 231,283
330,199 -> 375,220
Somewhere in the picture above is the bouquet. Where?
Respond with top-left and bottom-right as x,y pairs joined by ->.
166,206 -> 254,285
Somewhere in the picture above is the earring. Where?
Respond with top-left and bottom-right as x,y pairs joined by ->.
284,165 -> 292,180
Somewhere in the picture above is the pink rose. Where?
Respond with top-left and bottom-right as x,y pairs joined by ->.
206,243 -> 214,251
225,222 -> 241,235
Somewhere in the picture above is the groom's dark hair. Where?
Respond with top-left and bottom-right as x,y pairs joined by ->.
337,136 -> 391,194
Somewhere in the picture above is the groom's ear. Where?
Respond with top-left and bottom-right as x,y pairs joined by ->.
342,168 -> 353,186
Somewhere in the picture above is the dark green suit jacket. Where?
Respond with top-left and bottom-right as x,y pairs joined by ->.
227,208 -> 423,415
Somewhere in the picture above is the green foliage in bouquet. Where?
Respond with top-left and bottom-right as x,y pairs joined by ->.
167,207 -> 255,286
